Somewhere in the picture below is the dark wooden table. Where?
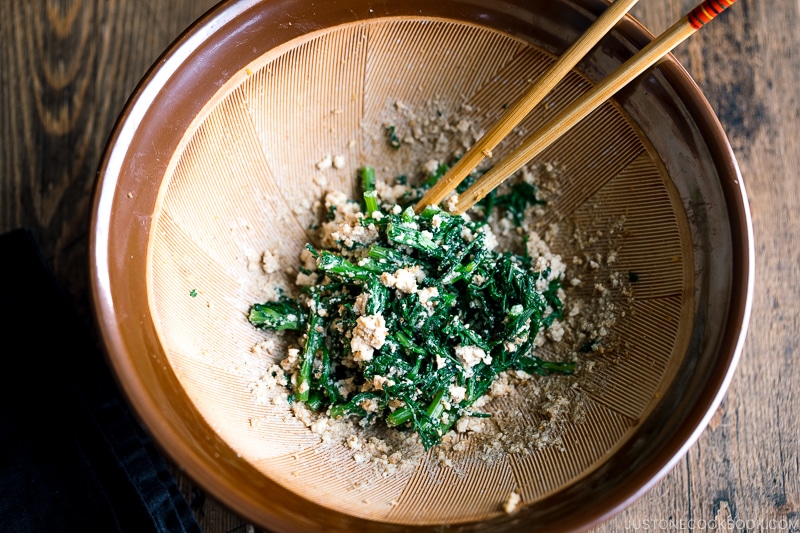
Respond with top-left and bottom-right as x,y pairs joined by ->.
3,1 -> 797,531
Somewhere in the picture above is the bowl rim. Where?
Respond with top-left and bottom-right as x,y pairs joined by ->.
89,0 -> 754,530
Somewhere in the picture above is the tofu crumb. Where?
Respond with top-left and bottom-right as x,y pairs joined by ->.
380,266 -> 421,293
455,416 -> 484,433
261,250 -> 280,274
372,375 -> 395,390
423,159 -> 439,174
454,344 -> 491,376
316,155 -> 333,170
504,491 -> 521,514
350,313 -> 388,362
281,348 -> 300,372
295,271 -> 319,286
444,193 -> 459,213
250,339 -> 275,358
299,247 -> 317,271
353,291 -> 369,316
448,384 -> 466,404
346,435 -> 362,450
417,286 -> 439,311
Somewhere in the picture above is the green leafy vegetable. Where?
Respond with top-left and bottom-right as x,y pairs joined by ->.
247,165 -> 571,449
490,181 -> 545,227
248,297 -> 305,331
386,125 -> 401,150
361,166 -> 379,214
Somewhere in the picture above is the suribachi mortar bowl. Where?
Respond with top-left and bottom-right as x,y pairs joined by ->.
90,1 -> 753,531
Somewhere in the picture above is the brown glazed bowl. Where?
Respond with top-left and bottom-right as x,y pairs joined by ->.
90,0 -> 753,531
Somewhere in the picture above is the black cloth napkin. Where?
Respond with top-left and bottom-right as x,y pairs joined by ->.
0,229 -> 201,533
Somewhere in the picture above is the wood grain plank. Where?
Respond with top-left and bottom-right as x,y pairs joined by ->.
0,1 -> 244,531
0,0 -> 218,312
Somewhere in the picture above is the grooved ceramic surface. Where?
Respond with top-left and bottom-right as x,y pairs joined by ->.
149,18 -> 691,524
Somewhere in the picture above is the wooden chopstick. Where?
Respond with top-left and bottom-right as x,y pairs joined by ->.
449,0 -> 738,215
413,0 -> 640,213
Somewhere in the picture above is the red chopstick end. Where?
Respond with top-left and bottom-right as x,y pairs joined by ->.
688,0 -> 737,30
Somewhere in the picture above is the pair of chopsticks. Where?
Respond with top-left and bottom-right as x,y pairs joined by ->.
415,0 -> 738,215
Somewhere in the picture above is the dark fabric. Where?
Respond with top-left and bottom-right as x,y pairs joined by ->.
0,229 -> 201,533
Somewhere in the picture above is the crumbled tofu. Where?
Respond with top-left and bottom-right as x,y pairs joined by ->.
310,417 -> 330,435
489,374 -> 513,397
333,155 -> 346,169
320,191 -> 375,248
299,247 -> 317,271
295,271 -> 319,286
526,231 -> 551,259
417,287 -> 439,310
250,339 -> 275,358
388,398 -> 405,410
504,491 -> 521,514
594,283 -> 610,297
454,344 -> 491,375
547,319 -> 565,342
281,348 -> 300,372
394,268 -> 418,293
331,220 -> 379,248
375,180 -> 411,205
360,398 -> 380,413
246,249 -> 263,272
249,364 -> 287,405
316,155 -> 333,170
380,266 -> 422,294
423,159 -> 439,175
353,291 -> 369,316
455,416 -> 484,433
444,193 -> 459,213
350,313 -> 388,362
261,250 -> 280,274
476,225 -> 498,251
448,384 -> 466,404
379,272 -> 395,288
346,435 -> 362,450
372,375 -> 395,390
324,190 -> 349,210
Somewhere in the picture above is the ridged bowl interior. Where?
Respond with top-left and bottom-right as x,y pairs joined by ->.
91,1 -> 751,531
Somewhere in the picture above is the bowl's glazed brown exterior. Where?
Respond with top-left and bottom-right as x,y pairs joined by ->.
90,0 -> 753,531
